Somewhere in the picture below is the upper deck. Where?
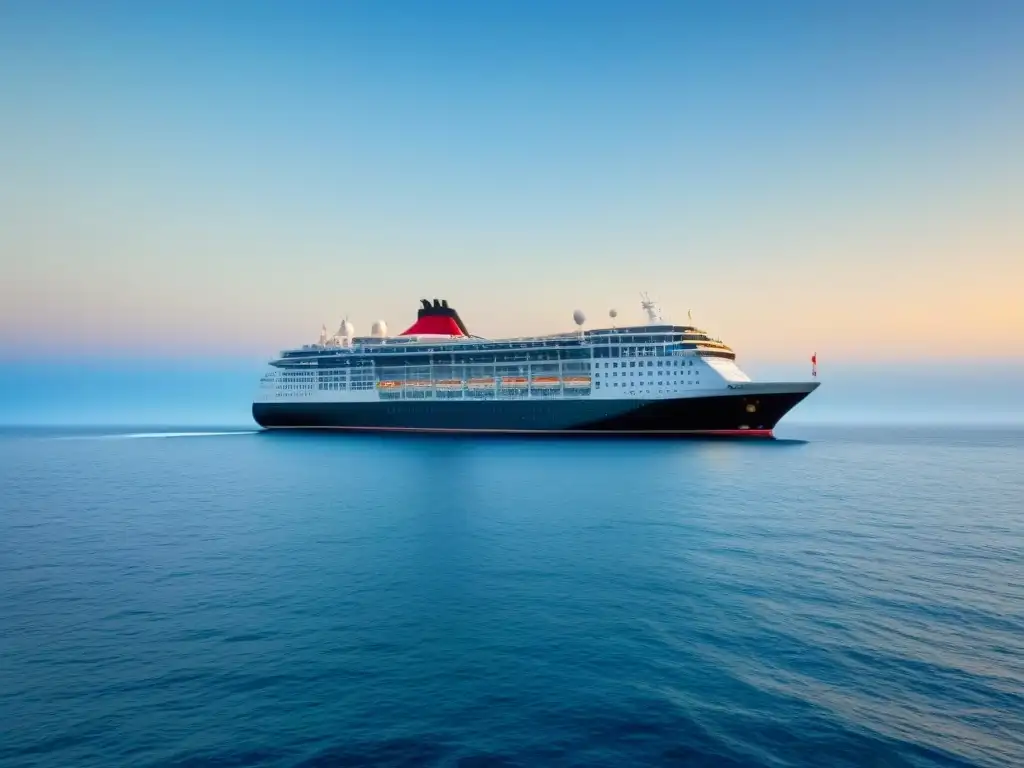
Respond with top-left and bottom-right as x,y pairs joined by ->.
273,323 -> 736,368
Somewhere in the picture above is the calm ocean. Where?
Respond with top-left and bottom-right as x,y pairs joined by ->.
2,425 -> 1022,767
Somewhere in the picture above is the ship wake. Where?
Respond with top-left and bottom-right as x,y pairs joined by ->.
53,431 -> 258,440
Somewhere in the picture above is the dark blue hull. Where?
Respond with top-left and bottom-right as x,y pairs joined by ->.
252,388 -> 814,436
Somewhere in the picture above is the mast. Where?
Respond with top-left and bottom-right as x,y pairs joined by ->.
640,292 -> 663,323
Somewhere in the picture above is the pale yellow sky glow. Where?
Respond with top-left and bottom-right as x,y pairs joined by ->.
3,204 -> 1021,362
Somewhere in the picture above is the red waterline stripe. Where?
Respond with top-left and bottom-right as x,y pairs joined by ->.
261,425 -> 775,437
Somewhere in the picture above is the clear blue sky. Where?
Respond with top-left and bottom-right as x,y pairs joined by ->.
1,0 -> 1022,424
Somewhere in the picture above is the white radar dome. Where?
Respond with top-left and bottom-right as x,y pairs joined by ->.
573,309 -> 586,327
371,320 -> 388,337
339,320 -> 355,338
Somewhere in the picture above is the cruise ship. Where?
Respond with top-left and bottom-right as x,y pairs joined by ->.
252,296 -> 818,436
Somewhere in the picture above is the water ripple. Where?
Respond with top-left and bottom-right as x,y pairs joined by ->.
1,426 -> 1022,767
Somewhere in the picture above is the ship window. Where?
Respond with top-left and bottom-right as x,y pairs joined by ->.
630,362 -> 636,368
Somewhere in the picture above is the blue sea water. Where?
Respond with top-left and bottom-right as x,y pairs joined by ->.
1,425 -> 1022,767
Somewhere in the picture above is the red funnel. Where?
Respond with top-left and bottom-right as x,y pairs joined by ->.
400,299 -> 470,336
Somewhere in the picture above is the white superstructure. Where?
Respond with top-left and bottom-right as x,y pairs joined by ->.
255,296 -> 790,407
